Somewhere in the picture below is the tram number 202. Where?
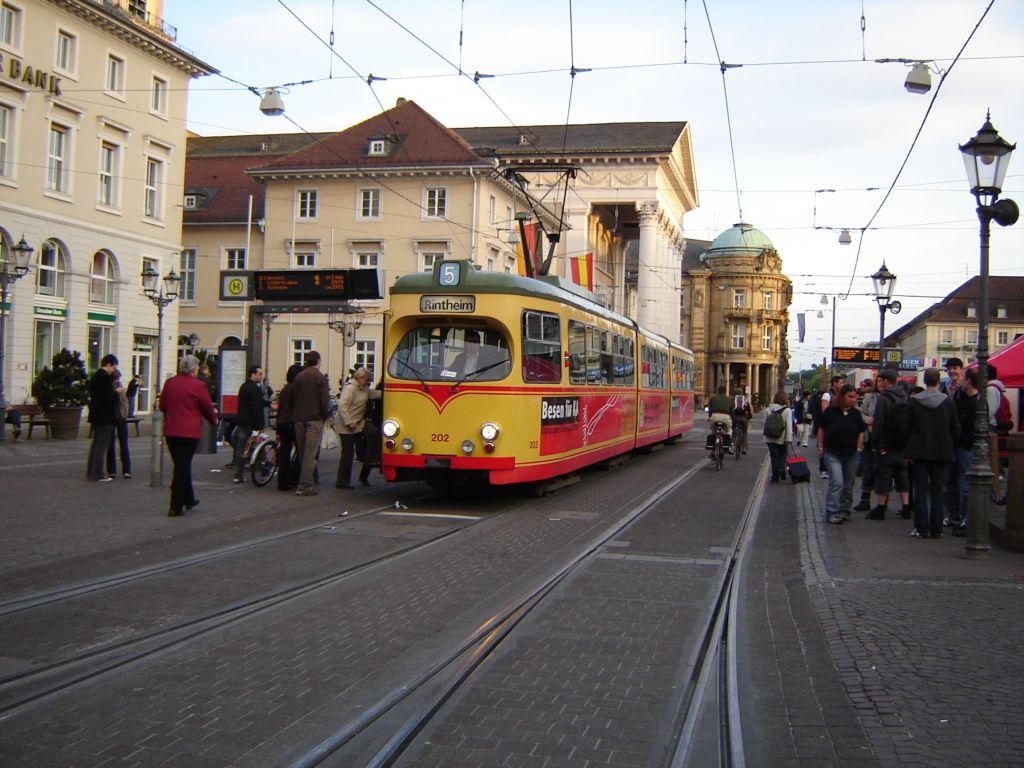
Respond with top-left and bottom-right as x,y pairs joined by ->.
431,433 -> 450,443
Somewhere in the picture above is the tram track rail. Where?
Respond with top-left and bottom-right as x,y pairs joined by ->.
288,451 -> 765,768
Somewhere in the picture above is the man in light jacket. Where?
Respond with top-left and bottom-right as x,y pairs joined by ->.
334,367 -> 382,488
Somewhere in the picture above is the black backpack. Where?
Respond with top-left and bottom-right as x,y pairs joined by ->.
882,395 -> 912,450
763,409 -> 786,439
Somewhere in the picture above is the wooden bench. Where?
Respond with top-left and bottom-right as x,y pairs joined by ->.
9,403 -> 50,440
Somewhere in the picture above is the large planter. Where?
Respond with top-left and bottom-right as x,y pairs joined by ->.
47,406 -> 83,440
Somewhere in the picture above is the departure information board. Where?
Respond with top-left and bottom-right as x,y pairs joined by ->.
253,269 -> 380,301
832,346 -> 902,365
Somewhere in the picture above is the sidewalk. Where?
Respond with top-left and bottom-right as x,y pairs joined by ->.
742,444 -> 1024,767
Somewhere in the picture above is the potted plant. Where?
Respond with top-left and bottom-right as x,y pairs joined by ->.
31,348 -> 90,439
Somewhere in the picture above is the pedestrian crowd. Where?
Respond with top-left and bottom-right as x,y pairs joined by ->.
78,349 -> 384,516
801,359 -> 1012,539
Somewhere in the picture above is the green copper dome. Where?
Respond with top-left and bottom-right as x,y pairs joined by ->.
704,222 -> 775,257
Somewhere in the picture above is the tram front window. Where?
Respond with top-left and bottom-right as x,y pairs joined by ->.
388,326 -> 511,383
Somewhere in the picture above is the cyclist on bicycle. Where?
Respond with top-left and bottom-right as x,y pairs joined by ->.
707,385 -> 733,451
732,398 -> 752,455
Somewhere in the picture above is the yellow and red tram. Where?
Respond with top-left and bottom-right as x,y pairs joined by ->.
381,260 -> 695,487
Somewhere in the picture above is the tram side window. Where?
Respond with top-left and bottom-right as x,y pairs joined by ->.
585,326 -> 602,385
642,343 -> 667,389
613,334 -> 634,386
597,330 -> 613,385
568,320 -> 586,385
522,311 -> 561,383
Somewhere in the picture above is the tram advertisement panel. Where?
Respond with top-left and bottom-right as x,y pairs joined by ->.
539,393 -> 629,455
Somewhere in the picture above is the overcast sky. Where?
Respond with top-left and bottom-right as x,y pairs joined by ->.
173,0 -> 1024,369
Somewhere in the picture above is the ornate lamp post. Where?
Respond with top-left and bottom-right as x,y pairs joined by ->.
959,112 -> 1018,557
261,313 -> 278,385
328,308 -> 365,385
142,265 -> 181,487
870,263 -> 901,371
0,237 -> 33,442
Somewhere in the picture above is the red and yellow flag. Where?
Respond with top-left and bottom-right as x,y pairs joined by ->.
570,252 -> 594,291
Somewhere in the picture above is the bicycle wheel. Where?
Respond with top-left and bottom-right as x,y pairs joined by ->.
250,442 -> 278,486
734,429 -> 742,461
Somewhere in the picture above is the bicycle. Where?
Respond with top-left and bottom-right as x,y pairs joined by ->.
732,419 -> 747,461
247,432 -> 288,487
707,421 -> 727,471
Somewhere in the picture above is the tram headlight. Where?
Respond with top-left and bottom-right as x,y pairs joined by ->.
480,422 -> 500,441
382,419 -> 400,439
461,439 -> 475,455
401,437 -> 414,452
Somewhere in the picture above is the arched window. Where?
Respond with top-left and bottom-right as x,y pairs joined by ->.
36,239 -> 67,297
90,250 -> 116,304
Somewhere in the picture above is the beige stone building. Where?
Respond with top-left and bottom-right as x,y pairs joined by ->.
682,223 -> 792,405
0,0 -> 214,410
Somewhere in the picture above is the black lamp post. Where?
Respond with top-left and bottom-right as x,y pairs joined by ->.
959,112 -> 1018,557
142,265 -> 181,487
0,237 -> 33,442
871,263 -> 901,371
328,308 -> 365,384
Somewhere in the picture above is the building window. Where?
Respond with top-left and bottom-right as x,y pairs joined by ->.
368,139 -> 385,156
144,157 -> 163,219
421,252 -> 444,272
295,249 -> 315,268
425,187 -> 447,218
34,319 -> 63,375
105,54 -> 125,97
488,195 -> 496,225
1,3 -> 21,48
292,338 -> 312,366
966,305 -> 977,318
98,141 -> 118,207
940,328 -> 954,345
47,123 -> 69,194
55,29 -> 77,75
128,0 -> 147,19
224,248 -> 246,270
183,194 -> 197,209
179,248 -> 196,302
297,190 -> 317,219
762,325 -> 772,351
151,75 -> 168,115
731,323 -> 746,350
996,305 -> 1007,319
356,251 -> 379,269
997,330 -> 1009,346
36,240 -> 66,297
966,329 -> 979,346
88,325 -> 113,372
732,289 -> 746,309
354,339 -> 376,378
487,247 -> 498,272
359,188 -> 381,219
763,291 -> 773,310
90,251 -> 116,304
0,103 -> 12,179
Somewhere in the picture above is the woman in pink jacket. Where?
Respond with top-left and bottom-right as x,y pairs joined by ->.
159,355 -> 218,516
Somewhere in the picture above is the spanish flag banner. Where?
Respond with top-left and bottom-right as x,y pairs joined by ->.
570,252 -> 594,292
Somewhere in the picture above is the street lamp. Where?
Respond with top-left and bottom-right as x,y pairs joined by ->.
142,264 -> 181,487
819,294 -> 837,380
261,313 -> 278,385
0,237 -> 33,442
871,263 -> 901,371
328,308 -> 365,385
959,112 -> 1018,557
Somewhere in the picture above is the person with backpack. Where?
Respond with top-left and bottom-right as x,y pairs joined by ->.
986,363 -> 1012,505
794,391 -> 812,447
906,368 -> 960,538
764,390 -> 793,483
866,368 -> 912,520
813,376 -> 845,479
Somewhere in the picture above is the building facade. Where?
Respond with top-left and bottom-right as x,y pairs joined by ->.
0,0 -> 214,409
886,275 -> 1024,369
681,223 -> 792,405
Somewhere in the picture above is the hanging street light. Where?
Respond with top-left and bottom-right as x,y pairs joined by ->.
958,112 -> 1018,557
871,263 -> 901,371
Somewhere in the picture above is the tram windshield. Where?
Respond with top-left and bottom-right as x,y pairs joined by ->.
388,326 -> 511,383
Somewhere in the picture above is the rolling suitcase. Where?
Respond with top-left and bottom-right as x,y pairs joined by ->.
786,455 -> 811,483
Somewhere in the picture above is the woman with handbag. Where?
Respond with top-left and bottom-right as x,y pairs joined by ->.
333,368 -> 382,488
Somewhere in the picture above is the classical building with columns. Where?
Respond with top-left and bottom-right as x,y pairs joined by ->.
681,223 -> 792,406
453,122 -> 697,341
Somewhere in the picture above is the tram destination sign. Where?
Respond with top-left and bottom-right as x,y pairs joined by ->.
253,269 -> 381,301
832,346 -> 902,365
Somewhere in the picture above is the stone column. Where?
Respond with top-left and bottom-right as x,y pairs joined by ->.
636,201 -> 659,332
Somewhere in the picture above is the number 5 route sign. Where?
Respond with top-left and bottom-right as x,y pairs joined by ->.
220,271 -> 253,301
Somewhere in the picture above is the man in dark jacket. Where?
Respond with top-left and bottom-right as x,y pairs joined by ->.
87,354 -> 119,481
291,351 -> 329,496
906,368 -> 960,538
949,368 -> 979,536
231,365 -> 266,483
866,368 -> 911,520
